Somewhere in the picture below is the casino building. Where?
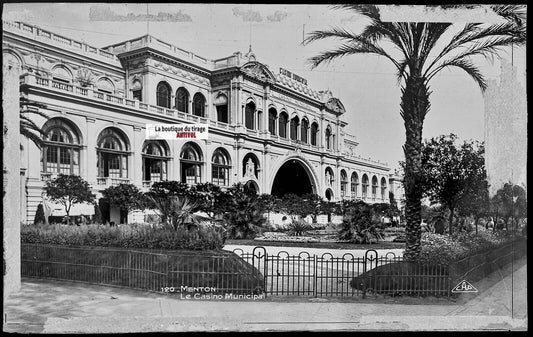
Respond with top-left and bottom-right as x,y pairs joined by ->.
2,21 -> 404,224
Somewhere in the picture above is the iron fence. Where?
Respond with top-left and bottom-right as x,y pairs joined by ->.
21,244 -> 263,295
235,247 -> 451,298
21,243 -> 451,298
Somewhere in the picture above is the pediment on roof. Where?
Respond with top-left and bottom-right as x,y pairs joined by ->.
326,98 -> 346,114
241,61 -> 277,83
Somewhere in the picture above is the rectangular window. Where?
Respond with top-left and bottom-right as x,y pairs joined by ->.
217,105 -> 228,123
133,90 -> 142,102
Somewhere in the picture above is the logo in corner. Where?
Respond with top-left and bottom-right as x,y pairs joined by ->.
452,280 -> 478,293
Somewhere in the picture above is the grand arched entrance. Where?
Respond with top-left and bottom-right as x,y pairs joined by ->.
271,159 -> 314,197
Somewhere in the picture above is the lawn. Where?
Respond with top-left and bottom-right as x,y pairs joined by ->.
224,239 -> 405,250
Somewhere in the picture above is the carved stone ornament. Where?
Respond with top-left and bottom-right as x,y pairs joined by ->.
241,61 -> 277,83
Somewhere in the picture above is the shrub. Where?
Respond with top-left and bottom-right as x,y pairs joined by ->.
287,219 -> 312,236
418,228 -> 518,265
34,204 -> 46,225
338,203 -> 384,244
21,224 -> 225,250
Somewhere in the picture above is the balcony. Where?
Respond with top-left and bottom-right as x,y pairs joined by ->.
3,21 -> 120,65
22,73 -> 236,133
96,177 -> 130,188
40,172 -> 58,182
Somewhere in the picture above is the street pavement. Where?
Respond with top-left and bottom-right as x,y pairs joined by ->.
3,257 -> 527,332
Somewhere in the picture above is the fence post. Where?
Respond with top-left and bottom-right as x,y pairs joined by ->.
128,250 -> 132,288
263,252 -> 268,299
313,255 -> 318,298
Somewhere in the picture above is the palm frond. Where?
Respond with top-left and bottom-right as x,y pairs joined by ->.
491,4 -> 527,27
431,58 -> 487,91
418,23 -> 452,67
331,4 -> 381,21
427,34 -> 522,84
20,129 -> 45,148
396,59 -> 410,85
303,26 -> 362,45
20,108 -> 49,120
424,21 -> 525,78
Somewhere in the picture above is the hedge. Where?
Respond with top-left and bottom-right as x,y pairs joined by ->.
21,224 -> 225,251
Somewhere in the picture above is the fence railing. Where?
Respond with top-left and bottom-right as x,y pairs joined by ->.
21,244 -> 263,295
235,247 -> 451,298
27,243 -> 515,299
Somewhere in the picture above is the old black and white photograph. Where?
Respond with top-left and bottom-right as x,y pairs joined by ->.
2,3 -> 527,332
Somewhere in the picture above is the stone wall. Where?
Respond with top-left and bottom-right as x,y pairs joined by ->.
3,58 -> 22,300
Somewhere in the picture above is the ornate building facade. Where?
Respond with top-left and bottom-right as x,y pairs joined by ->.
3,21 -> 403,224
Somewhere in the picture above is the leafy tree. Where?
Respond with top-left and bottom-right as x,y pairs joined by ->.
276,194 -> 307,219
257,193 -> 278,224
304,4 -> 525,260
457,179 -> 490,234
320,200 -> 338,223
371,202 -> 400,221
301,193 -> 324,223
101,183 -> 145,213
418,134 -> 488,235
490,183 -> 527,229
189,182 -> 224,216
147,181 -> 189,197
44,174 -> 95,224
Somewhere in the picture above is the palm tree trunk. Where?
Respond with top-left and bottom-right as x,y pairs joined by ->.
401,75 -> 429,261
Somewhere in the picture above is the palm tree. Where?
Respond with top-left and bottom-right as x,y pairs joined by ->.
20,97 -> 48,149
304,5 -> 526,260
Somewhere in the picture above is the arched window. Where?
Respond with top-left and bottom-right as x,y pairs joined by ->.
193,93 -> 206,117
97,128 -> 129,179
212,148 -> 231,186
325,127 -> 332,150
279,111 -> 288,138
362,174 -> 369,198
175,87 -> 189,113
245,101 -> 255,130
142,141 -> 169,183
52,65 -> 72,83
96,77 -> 115,94
301,118 -> 309,144
325,189 -> 333,201
381,177 -> 387,200
156,82 -> 171,108
242,153 -> 260,179
311,122 -> 318,146
372,176 -> 379,198
268,108 -> 277,135
290,116 -> 299,141
214,94 -> 228,123
180,142 -> 203,184
41,119 -> 81,175
340,170 -> 348,198
351,172 -> 359,199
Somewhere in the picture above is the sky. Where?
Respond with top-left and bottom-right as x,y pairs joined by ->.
2,3 -> 527,170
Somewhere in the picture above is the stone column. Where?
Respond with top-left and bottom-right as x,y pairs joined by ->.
86,117 -> 97,185
3,57 -> 22,300
132,125 -> 143,186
